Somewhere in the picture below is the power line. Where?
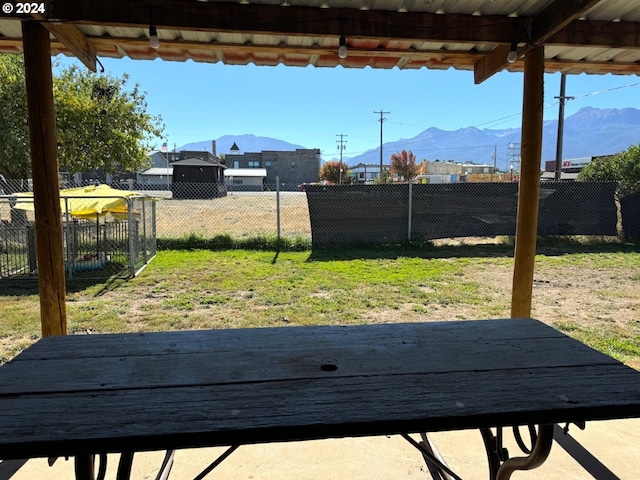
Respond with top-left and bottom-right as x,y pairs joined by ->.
572,81 -> 640,99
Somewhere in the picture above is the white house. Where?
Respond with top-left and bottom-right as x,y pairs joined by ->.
224,168 -> 267,187
350,163 -> 382,183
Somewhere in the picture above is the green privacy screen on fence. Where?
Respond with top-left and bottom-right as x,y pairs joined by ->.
306,182 -> 620,246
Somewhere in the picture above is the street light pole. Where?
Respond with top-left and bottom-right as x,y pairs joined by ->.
510,164 -> 514,182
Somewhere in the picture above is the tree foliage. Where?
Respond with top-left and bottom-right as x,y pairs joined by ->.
0,55 -> 164,178
390,150 -> 420,181
319,161 -> 350,184
0,55 -> 30,179
577,144 -> 640,195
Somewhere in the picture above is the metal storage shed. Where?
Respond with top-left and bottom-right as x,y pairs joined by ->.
170,158 -> 227,199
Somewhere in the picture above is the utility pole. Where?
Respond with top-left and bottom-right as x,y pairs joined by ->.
554,73 -> 574,181
374,110 -> 390,183
336,134 -> 348,185
507,143 -> 521,181
492,145 -> 497,182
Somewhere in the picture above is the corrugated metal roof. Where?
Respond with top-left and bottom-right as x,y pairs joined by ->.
1,1 -> 639,78
171,158 -> 225,167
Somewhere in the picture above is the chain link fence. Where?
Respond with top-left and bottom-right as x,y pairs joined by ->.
0,179 -> 638,272
0,184 -> 156,280
150,182 -> 310,241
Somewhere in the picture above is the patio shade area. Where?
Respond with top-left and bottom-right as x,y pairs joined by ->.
1,0 -> 639,334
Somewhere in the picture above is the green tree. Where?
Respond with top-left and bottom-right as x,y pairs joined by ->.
0,55 -> 164,178
390,150 -> 419,182
0,55 -> 30,179
319,161 -> 350,184
577,145 -> 640,195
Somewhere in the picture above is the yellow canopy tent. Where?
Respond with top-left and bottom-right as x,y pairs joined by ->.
12,184 -> 147,220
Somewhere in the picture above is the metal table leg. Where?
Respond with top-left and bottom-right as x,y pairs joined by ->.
74,455 -> 95,480
75,451 -> 174,480
481,424 -> 554,480
116,452 -> 134,480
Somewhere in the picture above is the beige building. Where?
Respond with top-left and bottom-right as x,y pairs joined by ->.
425,160 -> 497,175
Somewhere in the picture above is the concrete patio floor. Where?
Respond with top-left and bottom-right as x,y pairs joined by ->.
8,418 -> 640,479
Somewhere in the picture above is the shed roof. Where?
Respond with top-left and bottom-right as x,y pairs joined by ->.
2,1 -> 640,82
171,158 -> 225,167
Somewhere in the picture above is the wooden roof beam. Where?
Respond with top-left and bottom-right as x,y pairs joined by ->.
474,0 -> 603,84
37,1 -> 640,51
32,15 -> 97,71
549,19 -> 640,49
49,0 -> 524,45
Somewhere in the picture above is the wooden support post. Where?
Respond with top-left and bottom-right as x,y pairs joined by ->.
511,46 -> 544,319
22,21 -> 67,337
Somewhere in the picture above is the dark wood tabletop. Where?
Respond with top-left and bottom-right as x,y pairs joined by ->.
1,318 -> 640,461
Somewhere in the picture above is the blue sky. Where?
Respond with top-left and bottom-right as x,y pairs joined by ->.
56,55 -> 640,160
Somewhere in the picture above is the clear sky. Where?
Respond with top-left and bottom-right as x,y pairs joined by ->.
55,55 -> 640,161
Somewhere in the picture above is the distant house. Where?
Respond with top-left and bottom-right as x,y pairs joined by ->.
351,163 -> 382,183
224,168 -> 267,190
171,157 -> 227,199
225,145 -> 320,188
138,166 -> 173,187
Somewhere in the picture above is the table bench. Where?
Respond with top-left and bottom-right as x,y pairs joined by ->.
1,318 -> 640,479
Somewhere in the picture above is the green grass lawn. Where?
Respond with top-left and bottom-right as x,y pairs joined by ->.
1,242 -> 639,368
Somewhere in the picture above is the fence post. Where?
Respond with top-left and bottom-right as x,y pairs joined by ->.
141,196 -> 148,264
151,197 -> 157,256
128,198 -> 136,276
64,197 -> 73,280
408,181 -> 413,241
276,176 -> 281,242
27,225 -> 37,274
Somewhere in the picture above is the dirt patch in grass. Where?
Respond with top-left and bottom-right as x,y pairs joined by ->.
155,192 -> 311,239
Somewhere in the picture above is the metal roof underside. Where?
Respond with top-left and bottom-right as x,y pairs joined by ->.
2,0 -> 640,82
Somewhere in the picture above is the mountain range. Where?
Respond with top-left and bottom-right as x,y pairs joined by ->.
178,107 -> 640,170
178,134 -> 305,155
344,107 -> 640,170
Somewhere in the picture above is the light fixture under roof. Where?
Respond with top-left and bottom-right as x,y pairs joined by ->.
338,35 -> 347,59
149,25 -> 160,49
148,6 -> 159,49
507,42 -> 517,63
338,17 -> 347,59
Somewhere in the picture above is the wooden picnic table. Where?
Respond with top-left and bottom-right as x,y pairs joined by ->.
1,318 -> 640,479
